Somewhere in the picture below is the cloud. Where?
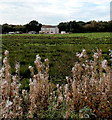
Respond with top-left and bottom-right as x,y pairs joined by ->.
0,0 -> 110,25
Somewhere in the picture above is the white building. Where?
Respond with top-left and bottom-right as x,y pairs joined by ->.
28,31 -> 37,34
61,31 -> 66,34
40,25 -> 59,34
8,32 -> 15,34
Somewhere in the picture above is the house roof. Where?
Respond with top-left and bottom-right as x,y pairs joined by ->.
42,25 -> 58,28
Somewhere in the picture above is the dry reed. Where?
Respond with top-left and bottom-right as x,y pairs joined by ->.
0,49 -> 112,119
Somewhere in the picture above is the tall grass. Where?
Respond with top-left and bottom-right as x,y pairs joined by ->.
0,49 -> 112,119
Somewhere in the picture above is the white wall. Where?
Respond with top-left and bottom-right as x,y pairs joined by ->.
41,27 -> 59,34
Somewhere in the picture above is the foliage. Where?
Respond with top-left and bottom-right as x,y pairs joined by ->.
2,20 -> 42,34
25,20 -> 42,33
1,20 -> 112,34
58,20 -> 112,33
0,49 -> 112,119
79,106 -> 97,119
2,33 -> 112,84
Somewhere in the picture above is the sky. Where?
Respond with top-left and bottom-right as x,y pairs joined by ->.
0,0 -> 111,25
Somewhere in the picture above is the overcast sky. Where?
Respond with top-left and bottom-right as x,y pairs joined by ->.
0,0 -> 111,25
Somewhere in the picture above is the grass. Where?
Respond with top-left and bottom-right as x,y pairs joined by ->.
2,32 -> 112,85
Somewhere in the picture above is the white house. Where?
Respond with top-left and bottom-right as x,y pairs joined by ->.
40,25 -> 59,34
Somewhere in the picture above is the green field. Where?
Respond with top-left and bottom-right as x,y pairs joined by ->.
2,32 -> 112,87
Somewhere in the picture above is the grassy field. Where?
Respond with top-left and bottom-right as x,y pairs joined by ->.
2,32 -> 112,87
1,46 -> 112,119
1,32 -> 112,119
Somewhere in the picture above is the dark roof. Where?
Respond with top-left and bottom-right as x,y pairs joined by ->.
42,25 -> 57,28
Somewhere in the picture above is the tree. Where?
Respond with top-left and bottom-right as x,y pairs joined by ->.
0,24 -> 2,34
25,20 -> 42,33
13,25 -> 26,33
2,24 -> 10,34
58,22 -> 68,33
58,21 -> 84,33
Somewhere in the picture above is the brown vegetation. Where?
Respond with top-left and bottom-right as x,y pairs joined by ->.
0,49 -> 112,119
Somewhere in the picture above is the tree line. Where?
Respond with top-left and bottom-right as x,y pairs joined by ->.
58,20 -> 112,33
0,20 -> 112,34
1,20 -> 42,34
